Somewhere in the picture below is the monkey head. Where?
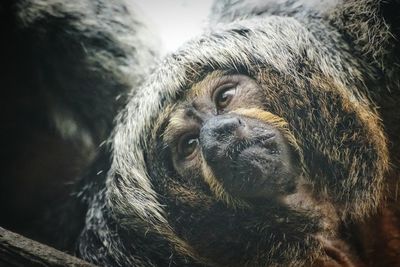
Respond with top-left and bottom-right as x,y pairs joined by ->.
133,65 -> 387,265
78,0 -> 400,266
104,29 -> 388,264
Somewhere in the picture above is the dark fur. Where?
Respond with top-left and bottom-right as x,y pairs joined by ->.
49,0 -> 400,266
0,0 -> 158,250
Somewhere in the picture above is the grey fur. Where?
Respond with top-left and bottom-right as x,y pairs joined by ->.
78,0 -> 400,266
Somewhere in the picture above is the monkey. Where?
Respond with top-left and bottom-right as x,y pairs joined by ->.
63,0 -> 400,266
0,0 -> 159,250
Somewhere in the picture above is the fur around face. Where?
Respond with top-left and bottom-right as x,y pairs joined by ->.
78,0 -> 400,266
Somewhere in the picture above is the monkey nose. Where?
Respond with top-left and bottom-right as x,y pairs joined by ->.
202,115 -> 246,140
199,115 -> 248,164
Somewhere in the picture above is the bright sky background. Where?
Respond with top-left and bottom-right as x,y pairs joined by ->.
133,0 -> 214,54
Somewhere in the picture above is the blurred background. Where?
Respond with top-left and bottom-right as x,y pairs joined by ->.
134,0 -> 214,54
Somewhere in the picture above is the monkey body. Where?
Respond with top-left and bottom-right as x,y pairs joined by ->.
52,0 -> 400,266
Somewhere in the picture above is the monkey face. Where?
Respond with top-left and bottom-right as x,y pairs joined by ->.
165,74 -> 298,201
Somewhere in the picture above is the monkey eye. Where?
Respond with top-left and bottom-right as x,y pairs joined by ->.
177,133 -> 199,159
214,83 -> 236,111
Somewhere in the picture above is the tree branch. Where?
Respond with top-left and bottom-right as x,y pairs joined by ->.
0,227 -> 96,267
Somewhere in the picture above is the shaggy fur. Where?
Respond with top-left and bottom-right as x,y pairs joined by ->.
0,0 -> 159,249
77,0 -> 400,266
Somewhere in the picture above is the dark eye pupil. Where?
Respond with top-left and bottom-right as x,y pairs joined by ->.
219,93 -> 229,103
179,136 -> 199,158
216,87 -> 235,109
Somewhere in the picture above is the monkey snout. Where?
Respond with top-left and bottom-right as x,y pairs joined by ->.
199,115 -> 277,162
199,115 -> 296,199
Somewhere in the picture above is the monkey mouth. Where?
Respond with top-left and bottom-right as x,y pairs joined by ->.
225,135 -> 296,198
225,129 -> 278,158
